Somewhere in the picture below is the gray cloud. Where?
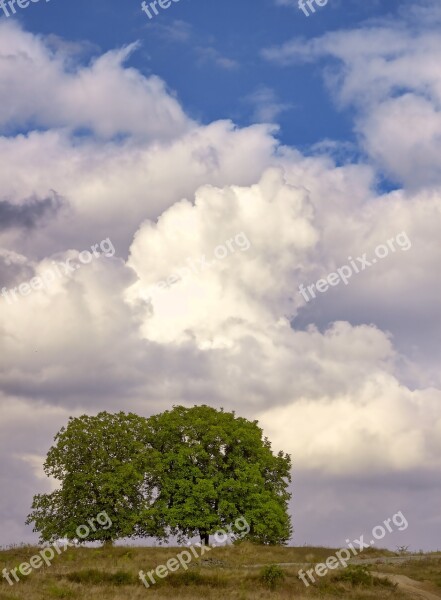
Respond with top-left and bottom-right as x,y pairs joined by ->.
292,470 -> 441,552
0,193 -> 63,231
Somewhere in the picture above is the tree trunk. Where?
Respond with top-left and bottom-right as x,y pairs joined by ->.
103,540 -> 113,548
200,531 -> 209,546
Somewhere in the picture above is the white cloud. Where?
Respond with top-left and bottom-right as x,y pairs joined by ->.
0,121 -> 279,258
244,86 -> 293,123
0,21 -> 193,141
195,46 -> 239,70
125,168 -> 318,345
263,16 -> 441,188
259,377 -> 441,474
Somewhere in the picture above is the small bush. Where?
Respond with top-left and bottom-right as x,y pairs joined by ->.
259,564 -> 285,590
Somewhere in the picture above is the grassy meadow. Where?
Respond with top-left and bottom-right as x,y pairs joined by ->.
1,542 -> 440,600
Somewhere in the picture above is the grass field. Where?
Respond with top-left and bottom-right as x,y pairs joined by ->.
1,543 -> 440,600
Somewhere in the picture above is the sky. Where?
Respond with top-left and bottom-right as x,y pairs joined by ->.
0,0 -> 440,551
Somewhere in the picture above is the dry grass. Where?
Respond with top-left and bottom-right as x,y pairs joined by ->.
369,554 -> 441,588
0,542 -> 437,600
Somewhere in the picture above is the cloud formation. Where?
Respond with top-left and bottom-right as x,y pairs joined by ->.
0,21 -> 193,141
0,194 -> 62,231
0,12 -> 440,550
263,7 -> 441,188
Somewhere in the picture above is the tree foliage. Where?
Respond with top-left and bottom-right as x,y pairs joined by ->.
26,412 -> 161,544
27,406 -> 292,546
146,405 -> 292,545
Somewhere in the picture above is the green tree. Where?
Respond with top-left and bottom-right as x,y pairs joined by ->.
26,412 -> 161,545
146,405 -> 292,545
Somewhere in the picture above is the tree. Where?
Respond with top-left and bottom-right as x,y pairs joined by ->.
26,412 -> 161,545
146,405 -> 292,545
27,407 -> 292,546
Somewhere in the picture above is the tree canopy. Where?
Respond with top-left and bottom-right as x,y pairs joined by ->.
26,412 -> 161,544
147,405 -> 292,545
27,406 -> 292,546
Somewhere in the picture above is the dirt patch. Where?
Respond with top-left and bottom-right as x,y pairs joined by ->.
374,572 -> 441,600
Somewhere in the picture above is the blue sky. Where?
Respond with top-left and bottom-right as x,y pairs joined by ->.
17,0 -> 402,148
